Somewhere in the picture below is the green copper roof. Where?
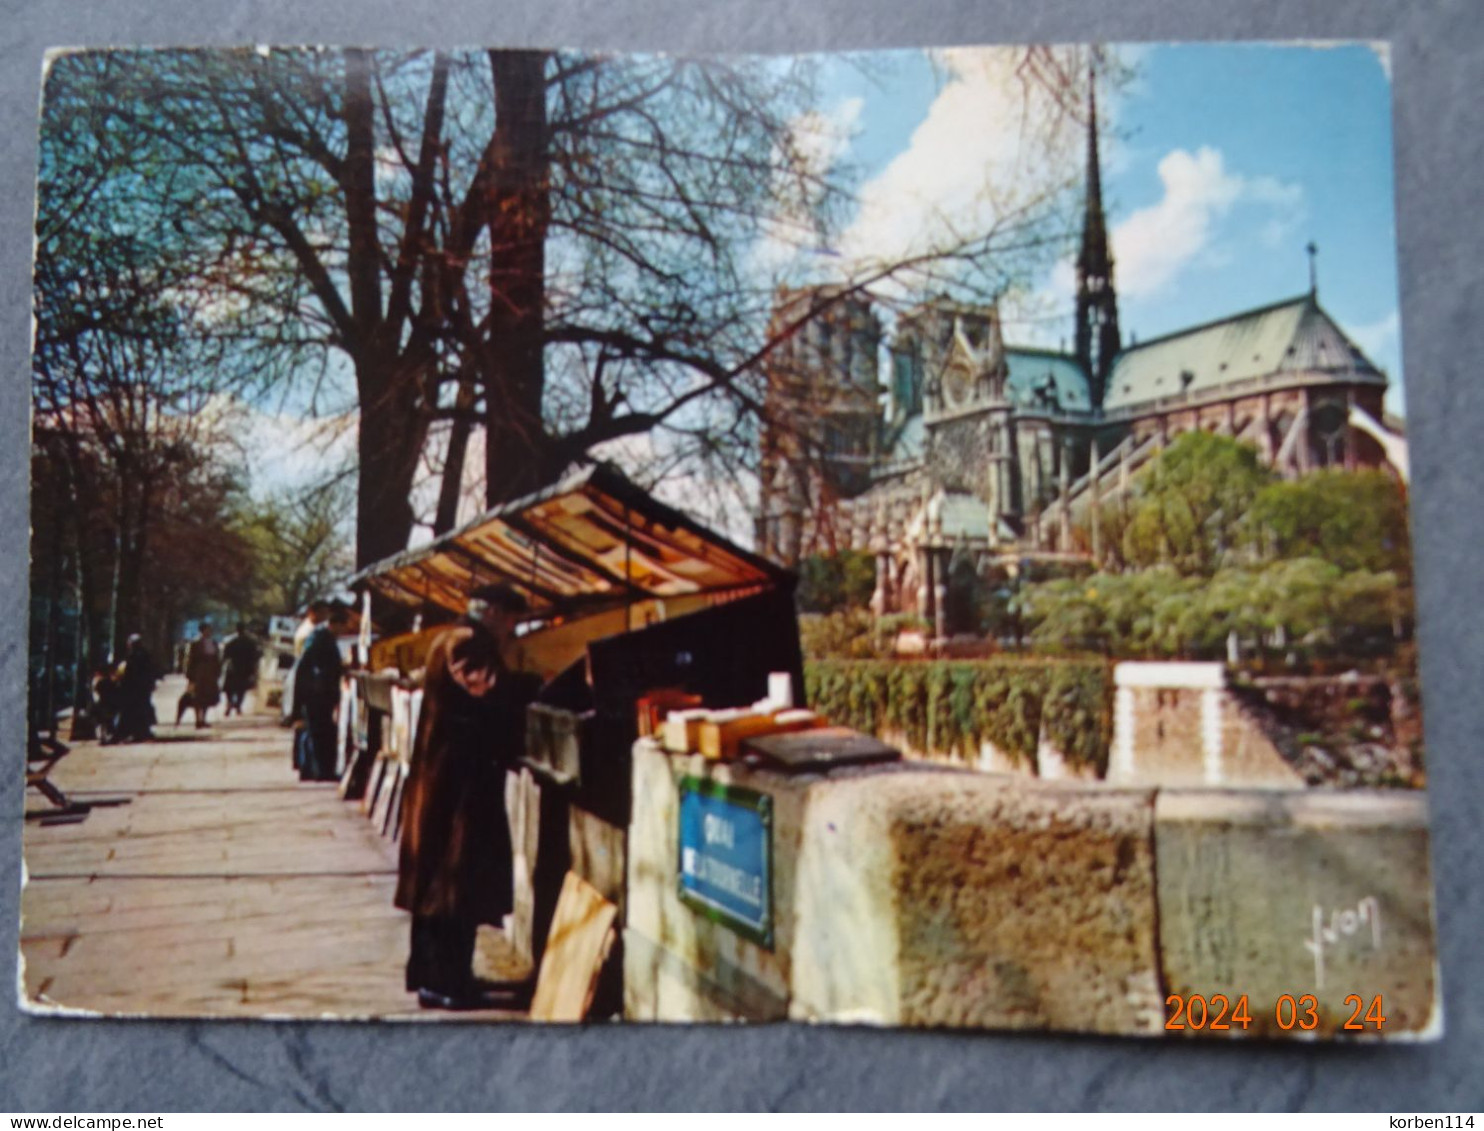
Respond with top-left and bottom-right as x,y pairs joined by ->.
875,294 -> 1385,473
1005,348 -> 1094,413
1102,294 -> 1386,412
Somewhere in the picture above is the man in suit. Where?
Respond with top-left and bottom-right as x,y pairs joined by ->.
395,583 -> 542,1010
293,601 -> 344,781
221,622 -> 261,717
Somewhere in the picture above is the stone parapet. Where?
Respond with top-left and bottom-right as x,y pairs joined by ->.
624,738 -> 1438,1038
1155,790 -> 1438,1038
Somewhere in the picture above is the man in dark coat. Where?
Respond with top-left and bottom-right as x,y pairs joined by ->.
395,583 -> 541,1010
115,635 -> 159,743
292,601 -> 344,781
221,623 -> 261,717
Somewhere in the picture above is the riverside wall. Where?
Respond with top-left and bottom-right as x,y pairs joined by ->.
624,739 -> 1436,1037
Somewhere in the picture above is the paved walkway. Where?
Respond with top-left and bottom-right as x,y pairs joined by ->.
21,676 -> 525,1020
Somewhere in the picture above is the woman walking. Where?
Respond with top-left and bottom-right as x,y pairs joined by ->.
176,620 -> 223,729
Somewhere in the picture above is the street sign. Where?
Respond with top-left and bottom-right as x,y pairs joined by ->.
676,777 -> 773,948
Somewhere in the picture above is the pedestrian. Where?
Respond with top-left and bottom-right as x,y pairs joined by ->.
92,663 -> 121,745
176,620 -> 222,729
395,583 -> 542,1011
292,600 -> 344,781
115,635 -> 160,742
281,603 -> 321,728
221,622 -> 261,717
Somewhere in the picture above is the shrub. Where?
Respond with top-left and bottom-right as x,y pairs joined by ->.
804,657 -> 1113,773
796,550 -> 877,614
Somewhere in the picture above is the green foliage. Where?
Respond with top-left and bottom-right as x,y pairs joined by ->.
799,608 -> 876,660
886,663 -> 931,749
1023,559 -> 1404,663
1248,469 -> 1412,577
804,658 -> 1113,772
796,550 -> 878,614
970,664 -> 1044,762
798,608 -> 930,660
230,481 -> 356,621
1042,662 -> 1114,776
1120,432 -> 1274,576
1057,439 -> 1414,666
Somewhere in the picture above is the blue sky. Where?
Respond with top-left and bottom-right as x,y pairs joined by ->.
811,42 -> 1405,414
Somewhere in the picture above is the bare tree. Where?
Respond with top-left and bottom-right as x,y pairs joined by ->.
35,45 -> 1117,574
33,57 -> 247,665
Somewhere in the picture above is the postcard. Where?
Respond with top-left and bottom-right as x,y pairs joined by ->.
22,40 -> 1437,1038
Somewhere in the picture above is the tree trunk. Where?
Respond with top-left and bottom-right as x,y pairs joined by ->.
109,466 -> 152,659
355,356 -> 429,568
107,476 -> 130,662
433,375 -> 479,534
62,439 -> 101,690
343,50 -> 435,568
484,50 -> 554,507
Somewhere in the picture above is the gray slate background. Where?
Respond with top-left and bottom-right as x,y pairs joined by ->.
1,0 -> 1480,1112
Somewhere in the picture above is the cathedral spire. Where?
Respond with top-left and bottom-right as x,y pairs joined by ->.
1075,70 -> 1121,410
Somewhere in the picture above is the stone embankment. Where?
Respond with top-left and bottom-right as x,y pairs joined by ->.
627,739 -> 1437,1038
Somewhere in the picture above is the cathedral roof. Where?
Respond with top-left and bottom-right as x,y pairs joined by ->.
871,294 -> 1387,482
1005,348 -> 1095,414
1101,294 -> 1387,413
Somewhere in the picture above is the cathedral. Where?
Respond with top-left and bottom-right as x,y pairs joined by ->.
755,87 -> 1405,636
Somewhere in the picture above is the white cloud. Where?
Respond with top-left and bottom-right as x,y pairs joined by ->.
836,47 -> 1088,283
1111,146 -> 1302,300
219,395 -> 356,500
750,96 -> 865,280
797,96 -> 864,175
1007,143 -> 1304,348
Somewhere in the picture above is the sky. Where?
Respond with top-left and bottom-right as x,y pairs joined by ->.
810,41 -> 1404,413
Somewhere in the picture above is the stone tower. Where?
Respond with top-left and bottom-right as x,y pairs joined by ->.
755,285 -> 882,564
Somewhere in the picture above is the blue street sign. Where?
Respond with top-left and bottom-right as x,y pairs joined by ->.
677,777 -> 773,948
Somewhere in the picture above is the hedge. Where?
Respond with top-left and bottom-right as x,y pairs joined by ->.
804,657 -> 1114,775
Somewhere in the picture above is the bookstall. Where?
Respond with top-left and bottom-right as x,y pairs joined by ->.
344,465 -> 809,1013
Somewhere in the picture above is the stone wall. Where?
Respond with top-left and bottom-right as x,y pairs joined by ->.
1110,662 -> 1302,788
849,772 -> 1163,1033
1156,790 -> 1438,1038
926,413 -> 996,498
624,738 -> 1437,1038
886,730 -> 1098,784
625,744 -> 798,1021
626,742 -> 1167,1030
